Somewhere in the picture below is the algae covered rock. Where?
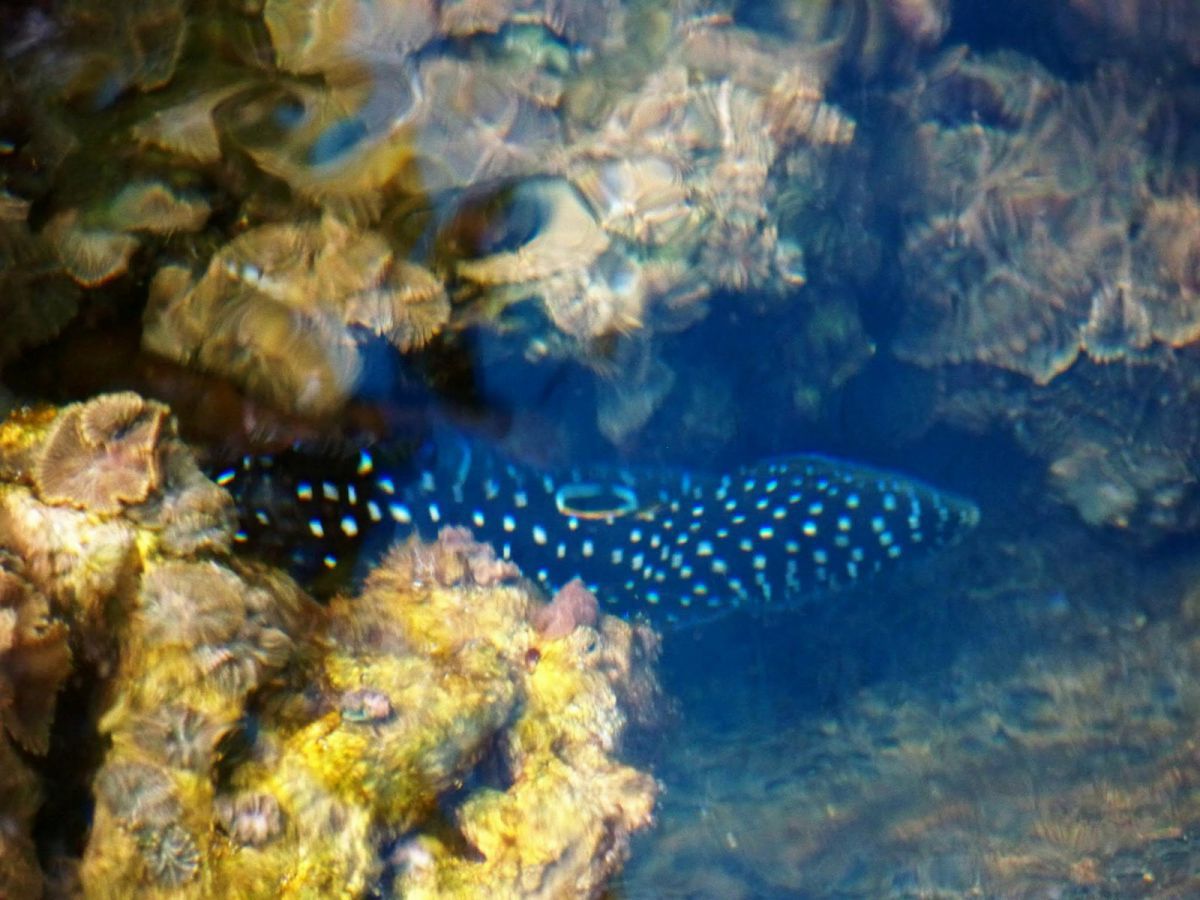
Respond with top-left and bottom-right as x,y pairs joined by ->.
214,528 -> 659,898
0,396 -> 659,897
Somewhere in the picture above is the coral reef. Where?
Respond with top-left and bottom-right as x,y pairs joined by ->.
880,48 -> 1200,540
0,394 -> 658,897
143,216 -> 449,417
892,52 -> 1189,382
0,0 -> 887,444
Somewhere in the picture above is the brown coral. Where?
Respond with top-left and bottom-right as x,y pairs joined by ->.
532,577 -> 599,640
34,393 -> 169,516
0,564 -> 71,753
0,737 -> 44,899
104,182 -> 211,235
41,210 -> 140,288
892,54 -> 1187,383
142,217 -> 451,417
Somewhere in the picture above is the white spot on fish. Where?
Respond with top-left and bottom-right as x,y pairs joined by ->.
367,501 -> 382,522
357,449 -> 373,475
389,503 -> 411,524
472,510 -> 485,527
532,524 -> 548,545
309,519 -> 325,538
837,516 -> 851,532
583,540 -> 594,558
428,503 -> 441,524
503,515 -> 515,532
758,526 -> 774,540
322,482 -> 338,501
802,521 -> 818,537
215,469 -> 236,486
514,491 -> 528,508
296,482 -> 313,501
341,516 -> 359,537
753,554 -> 767,571
346,485 -> 357,505
377,477 -> 395,495
697,541 -> 714,557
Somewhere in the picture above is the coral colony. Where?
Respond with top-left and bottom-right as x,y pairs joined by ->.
0,396 -> 658,896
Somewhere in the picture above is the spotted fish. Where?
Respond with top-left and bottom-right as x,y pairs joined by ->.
217,431 -> 980,625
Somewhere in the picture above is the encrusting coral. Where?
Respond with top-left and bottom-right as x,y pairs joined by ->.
0,393 -> 659,898
891,52 -> 1192,383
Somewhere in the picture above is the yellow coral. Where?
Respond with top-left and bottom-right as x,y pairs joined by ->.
0,406 -> 658,897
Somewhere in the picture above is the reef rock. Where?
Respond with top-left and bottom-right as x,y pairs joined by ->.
0,397 -> 658,897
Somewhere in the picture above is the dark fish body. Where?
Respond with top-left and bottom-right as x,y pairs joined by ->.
217,432 -> 980,625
